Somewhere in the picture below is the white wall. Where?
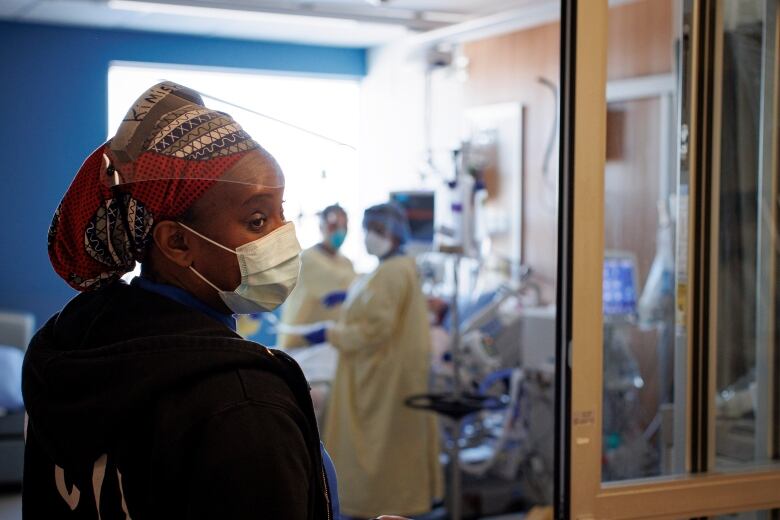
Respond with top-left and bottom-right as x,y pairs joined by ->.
356,39 -> 468,271
358,41 -> 467,203
359,42 -> 428,205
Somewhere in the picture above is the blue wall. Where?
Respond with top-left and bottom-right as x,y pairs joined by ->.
0,21 -> 366,327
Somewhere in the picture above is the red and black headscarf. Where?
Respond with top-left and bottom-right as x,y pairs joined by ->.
48,82 -> 259,291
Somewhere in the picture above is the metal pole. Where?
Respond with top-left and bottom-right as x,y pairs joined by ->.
451,255 -> 463,397
450,418 -> 463,520
450,254 -> 463,520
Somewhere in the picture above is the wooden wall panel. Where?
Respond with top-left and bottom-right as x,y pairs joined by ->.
461,0 -> 674,304
607,0 -> 675,80
464,23 -> 561,301
461,0 -> 675,434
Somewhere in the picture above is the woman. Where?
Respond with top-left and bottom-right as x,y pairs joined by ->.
22,82 -> 337,519
278,204 -> 356,348
304,203 -> 443,519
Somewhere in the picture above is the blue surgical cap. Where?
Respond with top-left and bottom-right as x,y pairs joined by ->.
363,202 -> 412,245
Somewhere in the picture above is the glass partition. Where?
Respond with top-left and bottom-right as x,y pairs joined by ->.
602,0 -> 682,481
715,0 -> 779,470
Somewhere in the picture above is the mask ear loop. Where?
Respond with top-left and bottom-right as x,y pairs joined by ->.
177,222 -> 236,255
177,222 -> 237,294
103,154 -> 140,260
188,264 -> 224,293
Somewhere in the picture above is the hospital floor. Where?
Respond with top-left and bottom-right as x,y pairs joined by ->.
0,490 -> 525,519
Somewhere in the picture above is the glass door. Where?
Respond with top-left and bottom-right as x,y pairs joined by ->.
556,0 -> 780,518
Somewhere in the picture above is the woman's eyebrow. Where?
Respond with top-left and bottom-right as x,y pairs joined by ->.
241,193 -> 274,207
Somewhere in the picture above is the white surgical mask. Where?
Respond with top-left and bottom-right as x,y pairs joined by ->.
180,221 -> 302,314
364,230 -> 393,258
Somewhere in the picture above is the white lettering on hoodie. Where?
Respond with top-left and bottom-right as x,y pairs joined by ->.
54,454 -> 132,519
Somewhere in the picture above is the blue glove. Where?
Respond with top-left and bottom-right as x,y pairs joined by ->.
304,327 -> 327,345
321,291 -> 347,308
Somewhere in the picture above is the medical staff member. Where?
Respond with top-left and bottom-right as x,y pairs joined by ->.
22,82 -> 339,519
278,204 -> 356,348
305,203 -> 443,519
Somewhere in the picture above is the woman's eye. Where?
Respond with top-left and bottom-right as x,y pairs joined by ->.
249,214 -> 267,231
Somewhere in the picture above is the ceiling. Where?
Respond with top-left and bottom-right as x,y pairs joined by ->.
0,0 -> 542,47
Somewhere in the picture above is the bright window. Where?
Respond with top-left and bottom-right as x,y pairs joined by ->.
107,62 -> 363,268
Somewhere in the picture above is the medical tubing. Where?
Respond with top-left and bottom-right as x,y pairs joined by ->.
196,88 -> 357,150
459,368 -> 524,476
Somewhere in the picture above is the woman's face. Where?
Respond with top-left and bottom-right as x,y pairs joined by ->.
321,211 -> 348,240
183,150 -> 286,311
364,220 -> 388,237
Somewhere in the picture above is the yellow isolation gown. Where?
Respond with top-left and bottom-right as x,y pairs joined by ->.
278,245 -> 356,348
324,255 -> 443,518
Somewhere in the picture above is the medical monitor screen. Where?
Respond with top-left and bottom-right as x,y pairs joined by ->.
390,191 -> 435,244
603,253 -> 638,316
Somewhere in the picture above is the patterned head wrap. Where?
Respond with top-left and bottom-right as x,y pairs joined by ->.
49,82 -> 260,291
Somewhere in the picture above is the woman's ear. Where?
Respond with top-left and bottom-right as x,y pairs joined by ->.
152,221 -> 193,268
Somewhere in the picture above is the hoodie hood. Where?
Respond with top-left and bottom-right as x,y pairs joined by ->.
22,281 -> 310,475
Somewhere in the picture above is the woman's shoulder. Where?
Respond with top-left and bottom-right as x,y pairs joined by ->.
376,254 -> 416,275
304,245 -> 352,266
301,246 -> 321,261
153,346 -> 309,445
334,251 -> 355,267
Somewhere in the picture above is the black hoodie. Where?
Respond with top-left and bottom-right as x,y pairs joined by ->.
22,281 -> 332,519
